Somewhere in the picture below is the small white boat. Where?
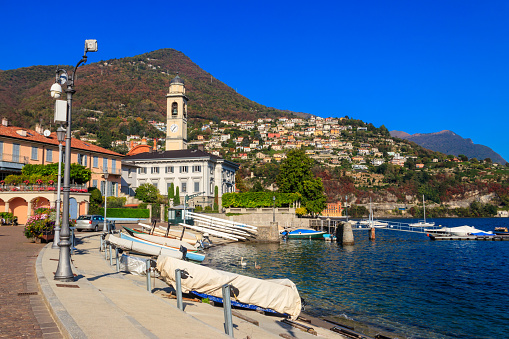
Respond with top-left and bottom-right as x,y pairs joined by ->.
409,195 -> 435,227
358,198 -> 387,228
425,225 -> 493,237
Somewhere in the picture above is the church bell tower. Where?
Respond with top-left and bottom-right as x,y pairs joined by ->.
165,74 -> 189,150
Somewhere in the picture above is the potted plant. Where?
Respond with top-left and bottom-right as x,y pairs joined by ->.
23,209 -> 56,243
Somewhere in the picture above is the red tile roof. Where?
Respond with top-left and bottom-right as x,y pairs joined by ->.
0,125 -> 123,157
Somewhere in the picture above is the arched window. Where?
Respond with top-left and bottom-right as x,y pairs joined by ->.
183,102 -> 187,118
172,102 -> 178,117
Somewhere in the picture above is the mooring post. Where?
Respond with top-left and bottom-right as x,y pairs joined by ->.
370,226 -> 376,240
341,221 -> 355,245
100,236 -> 103,252
222,284 -> 234,337
146,259 -> 152,293
175,269 -> 183,310
109,244 -> 113,266
105,241 -> 108,260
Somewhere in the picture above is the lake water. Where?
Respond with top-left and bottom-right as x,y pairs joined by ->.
203,218 -> 509,339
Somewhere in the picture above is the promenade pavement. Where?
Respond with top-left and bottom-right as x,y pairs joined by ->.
37,230 -> 345,338
0,225 -> 63,338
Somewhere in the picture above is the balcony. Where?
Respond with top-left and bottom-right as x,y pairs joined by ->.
100,166 -> 121,176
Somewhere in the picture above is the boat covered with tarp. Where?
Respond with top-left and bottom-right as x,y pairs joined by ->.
281,228 -> 327,239
156,255 -> 302,319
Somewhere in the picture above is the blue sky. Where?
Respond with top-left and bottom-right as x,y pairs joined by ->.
2,1 -> 508,160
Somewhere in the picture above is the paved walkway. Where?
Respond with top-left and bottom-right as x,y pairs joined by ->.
37,231 -> 345,338
0,225 -> 62,339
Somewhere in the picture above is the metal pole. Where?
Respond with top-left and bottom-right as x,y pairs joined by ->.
115,248 -> 119,272
54,85 -> 75,282
52,142 -> 63,249
103,173 -> 109,232
109,244 -> 113,266
175,269 -> 183,310
222,284 -> 234,337
146,260 -> 152,293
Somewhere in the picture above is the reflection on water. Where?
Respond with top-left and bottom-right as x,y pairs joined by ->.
204,218 -> 509,339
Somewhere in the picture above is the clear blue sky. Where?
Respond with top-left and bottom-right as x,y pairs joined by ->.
2,1 -> 508,160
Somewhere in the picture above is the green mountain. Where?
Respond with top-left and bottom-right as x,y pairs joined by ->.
0,48 -> 307,131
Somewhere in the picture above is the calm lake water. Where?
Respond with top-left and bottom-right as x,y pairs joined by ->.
203,218 -> 509,339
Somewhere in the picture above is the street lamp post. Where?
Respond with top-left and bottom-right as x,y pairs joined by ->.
272,195 -> 276,223
103,169 -> 109,232
51,126 -> 66,249
52,40 -> 97,282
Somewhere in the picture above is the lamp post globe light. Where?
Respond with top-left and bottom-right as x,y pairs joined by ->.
51,126 -> 66,249
51,40 -> 97,282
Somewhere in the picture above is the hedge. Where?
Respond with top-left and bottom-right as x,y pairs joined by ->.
98,208 -> 150,218
222,192 -> 301,208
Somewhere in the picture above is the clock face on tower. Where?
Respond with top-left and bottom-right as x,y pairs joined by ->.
170,124 -> 179,133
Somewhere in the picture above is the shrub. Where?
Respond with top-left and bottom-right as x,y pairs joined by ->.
98,208 -> 150,218
222,192 -> 301,208
295,207 -> 307,216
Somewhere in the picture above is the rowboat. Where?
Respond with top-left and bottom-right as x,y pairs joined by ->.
123,227 -> 198,251
138,223 -> 198,245
119,232 -> 205,262
105,234 -> 186,260
281,229 -> 327,239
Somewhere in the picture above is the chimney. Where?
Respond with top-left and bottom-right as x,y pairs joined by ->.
1,118 -> 8,127
153,138 -> 157,151
35,123 -> 43,134
198,144 -> 204,151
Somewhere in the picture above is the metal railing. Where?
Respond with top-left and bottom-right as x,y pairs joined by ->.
0,184 -> 88,192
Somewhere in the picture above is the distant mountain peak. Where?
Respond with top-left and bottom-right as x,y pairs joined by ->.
389,130 -> 506,164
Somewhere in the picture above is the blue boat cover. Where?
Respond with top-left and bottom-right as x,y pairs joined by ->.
471,232 -> 494,236
190,291 -> 286,316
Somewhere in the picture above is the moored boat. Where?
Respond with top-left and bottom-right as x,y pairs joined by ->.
281,228 -> 327,239
494,227 -> 509,235
425,225 -> 493,237
409,195 -> 435,227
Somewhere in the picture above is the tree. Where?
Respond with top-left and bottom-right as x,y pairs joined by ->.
174,186 -> 181,205
135,183 -> 159,203
250,181 -> 264,192
70,164 -> 92,184
276,149 -> 327,215
214,186 -> 219,211
168,183 -> 175,200
235,172 -> 248,193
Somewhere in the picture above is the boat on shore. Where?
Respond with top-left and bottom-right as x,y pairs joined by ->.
156,255 -> 302,319
119,232 -> 206,262
409,195 -> 435,227
281,228 -> 327,239
138,223 -> 199,245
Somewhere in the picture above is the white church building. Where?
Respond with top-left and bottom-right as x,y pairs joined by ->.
121,74 -> 238,207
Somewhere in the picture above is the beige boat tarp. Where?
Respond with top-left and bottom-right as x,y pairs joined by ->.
156,255 -> 302,319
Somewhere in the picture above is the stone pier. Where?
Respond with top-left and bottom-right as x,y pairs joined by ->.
255,222 -> 280,242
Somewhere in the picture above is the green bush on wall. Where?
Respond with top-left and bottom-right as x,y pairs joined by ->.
222,192 -> 301,208
98,208 -> 150,218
